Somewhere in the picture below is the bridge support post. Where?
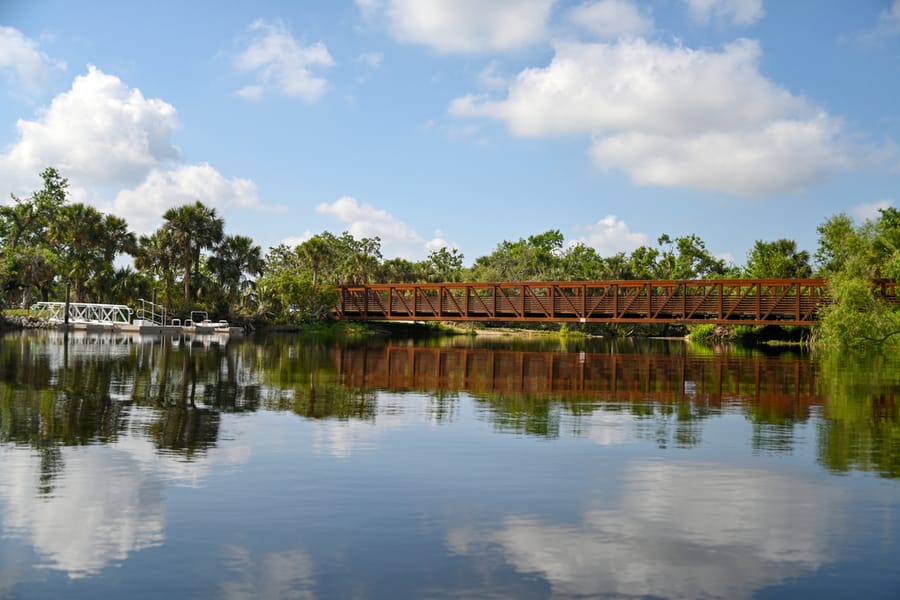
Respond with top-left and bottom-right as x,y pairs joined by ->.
64,283 -> 71,330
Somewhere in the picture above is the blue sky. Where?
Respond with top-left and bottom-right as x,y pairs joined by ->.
1,0 -> 898,268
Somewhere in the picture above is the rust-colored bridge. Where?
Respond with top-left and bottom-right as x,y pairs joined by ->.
335,278 -> 900,326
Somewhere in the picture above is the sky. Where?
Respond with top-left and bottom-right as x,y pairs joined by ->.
0,0 -> 899,268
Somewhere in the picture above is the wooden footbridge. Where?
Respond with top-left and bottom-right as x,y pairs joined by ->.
335,278 -> 900,326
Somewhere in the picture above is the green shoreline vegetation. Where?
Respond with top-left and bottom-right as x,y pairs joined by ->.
2,167 -> 899,350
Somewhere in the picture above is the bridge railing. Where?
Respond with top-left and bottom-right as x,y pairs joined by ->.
136,298 -> 166,326
34,302 -> 133,325
334,279 -> 900,326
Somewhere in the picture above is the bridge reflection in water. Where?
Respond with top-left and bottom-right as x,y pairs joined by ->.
333,345 -> 823,413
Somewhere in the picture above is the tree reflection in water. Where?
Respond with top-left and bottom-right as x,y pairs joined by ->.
0,331 -> 898,478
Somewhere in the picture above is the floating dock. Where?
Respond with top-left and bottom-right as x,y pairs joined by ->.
33,301 -> 244,338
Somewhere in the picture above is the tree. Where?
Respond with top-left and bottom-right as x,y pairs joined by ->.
162,202 -> 224,304
379,257 -> 423,283
654,234 -> 727,280
813,211 -> 900,348
471,230 -> 564,281
814,213 -> 871,277
208,235 -> 263,314
296,234 -> 335,287
559,243 -> 606,281
744,239 -> 811,279
0,167 -> 67,306
136,229 -> 178,310
425,247 -> 464,283
50,204 -> 137,302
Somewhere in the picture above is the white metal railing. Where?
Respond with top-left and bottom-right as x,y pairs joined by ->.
34,302 -> 133,325
136,298 -> 166,326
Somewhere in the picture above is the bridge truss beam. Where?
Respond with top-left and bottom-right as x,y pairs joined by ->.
335,279 -> 900,326
35,302 -> 133,325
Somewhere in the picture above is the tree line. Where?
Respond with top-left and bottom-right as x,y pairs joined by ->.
2,168 -> 898,346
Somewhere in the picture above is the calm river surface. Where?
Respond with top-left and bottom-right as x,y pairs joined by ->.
0,330 -> 898,599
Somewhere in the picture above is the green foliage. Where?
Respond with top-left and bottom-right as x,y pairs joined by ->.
162,201 -> 225,304
744,238 -> 811,278
814,209 -> 900,349
688,323 -> 718,343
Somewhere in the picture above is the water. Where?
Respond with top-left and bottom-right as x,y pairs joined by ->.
0,330 -> 898,599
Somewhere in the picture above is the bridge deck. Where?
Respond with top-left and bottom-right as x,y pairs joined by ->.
335,279 -> 900,326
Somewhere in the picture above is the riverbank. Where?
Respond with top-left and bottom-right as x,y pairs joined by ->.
0,314 -> 54,330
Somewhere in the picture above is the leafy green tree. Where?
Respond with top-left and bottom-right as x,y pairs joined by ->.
208,234 -> 264,315
814,211 -> 900,348
744,239 -> 812,279
425,246 -> 464,282
337,233 -> 382,285
379,257 -> 423,283
873,206 -> 900,280
654,234 -> 727,279
471,230 -> 564,281
162,201 -> 224,304
814,213 -> 872,277
0,167 -> 68,306
559,243 -> 606,280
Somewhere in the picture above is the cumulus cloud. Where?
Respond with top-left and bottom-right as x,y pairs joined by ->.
235,19 -> 334,102
356,0 -> 555,53
0,65 -> 265,235
568,0 -> 654,38
574,215 -> 647,255
683,0 -> 764,26
851,199 -> 894,223
0,26 -> 66,93
107,164 -> 259,234
316,196 -> 446,259
451,38 -> 851,196
1,65 -> 179,185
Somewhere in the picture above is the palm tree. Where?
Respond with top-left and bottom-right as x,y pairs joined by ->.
208,234 -> 263,313
297,234 -> 333,286
162,202 -> 224,304
136,229 -> 177,310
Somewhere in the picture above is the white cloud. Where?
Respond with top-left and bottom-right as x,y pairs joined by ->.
316,196 -> 431,259
683,0 -> 764,26
0,65 -> 265,235
235,19 -> 334,102
851,199 -> 894,223
0,26 -> 66,93
574,215 -> 647,255
356,0 -> 555,53
568,0 -> 654,38
477,60 -> 509,89
452,39 -> 851,196
277,232 -> 315,249
1,65 -> 179,186
108,164 -> 259,234
589,116 -> 846,196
